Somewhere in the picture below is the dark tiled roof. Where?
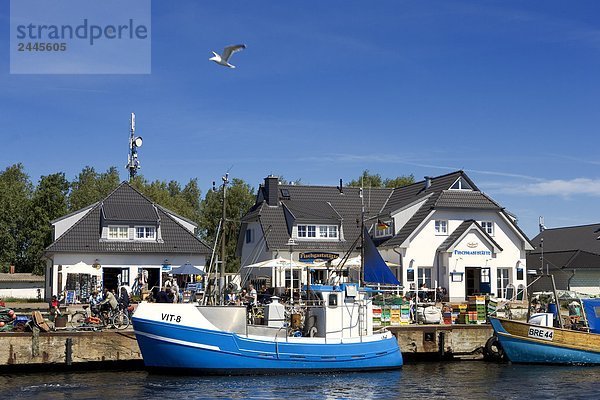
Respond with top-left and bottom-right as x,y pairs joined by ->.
434,191 -> 501,209
379,195 -> 437,247
529,224 -> 600,255
437,219 -> 503,252
244,185 -> 392,252
282,200 -> 341,223
46,182 -> 210,255
101,184 -> 159,222
380,171 -> 472,215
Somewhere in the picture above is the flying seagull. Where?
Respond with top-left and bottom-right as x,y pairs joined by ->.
209,44 -> 246,68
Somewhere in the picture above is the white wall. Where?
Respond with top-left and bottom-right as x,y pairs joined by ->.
240,221 -> 273,266
49,253 -> 206,296
381,208 -> 528,301
53,207 -> 93,239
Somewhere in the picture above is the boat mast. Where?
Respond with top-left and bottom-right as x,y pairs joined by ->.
219,173 -> 229,306
359,184 -> 365,286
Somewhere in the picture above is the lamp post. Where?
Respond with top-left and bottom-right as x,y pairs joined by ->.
287,238 -> 297,303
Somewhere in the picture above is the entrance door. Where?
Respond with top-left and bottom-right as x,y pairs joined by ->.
465,267 -> 481,297
103,268 -> 122,292
142,268 -> 160,290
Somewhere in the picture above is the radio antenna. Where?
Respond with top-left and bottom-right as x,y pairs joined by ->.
126,112 -> 143,181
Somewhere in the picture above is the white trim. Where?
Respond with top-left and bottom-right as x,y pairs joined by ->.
134,330 -> 221,351
498,211 -> 534,251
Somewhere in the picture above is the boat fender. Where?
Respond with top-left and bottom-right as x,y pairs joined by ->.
483,336 -> 504,361
308,326 -> 318,337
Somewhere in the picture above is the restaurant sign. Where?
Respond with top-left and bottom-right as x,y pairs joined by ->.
299,252 -> 339,263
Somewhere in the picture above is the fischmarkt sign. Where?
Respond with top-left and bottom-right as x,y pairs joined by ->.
10,0 -> 151,74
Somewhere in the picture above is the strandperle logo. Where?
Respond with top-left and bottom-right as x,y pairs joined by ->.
15,19 -> 149,46
10,0 -> 151,74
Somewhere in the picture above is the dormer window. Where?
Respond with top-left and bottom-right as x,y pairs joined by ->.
450,177 -> 473,190
136,226 -> 156,240
297,224 -> 338,240
374,220 -> 393,238
108,226 -> 129,240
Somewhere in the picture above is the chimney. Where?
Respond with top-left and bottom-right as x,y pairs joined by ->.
338,178 -> 343,194
9,265 -> 15,274
264,175 -> 279,206
424,176 -> 432,190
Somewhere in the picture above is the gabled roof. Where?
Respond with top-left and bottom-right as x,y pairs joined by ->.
437,219 -> 503,253
45,182 -> 210,255
244,184 -> 392,252
380,171 -> 474,215
529,223 -> 600,255
378,171 -> 530,249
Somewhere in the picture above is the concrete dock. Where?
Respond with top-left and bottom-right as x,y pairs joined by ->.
0,324 -> 493,371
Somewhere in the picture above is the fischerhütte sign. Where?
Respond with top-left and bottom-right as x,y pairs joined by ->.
453,249 -> 492,256
299,252 -> 339,262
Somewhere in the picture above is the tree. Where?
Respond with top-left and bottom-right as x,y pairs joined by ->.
69,166 -> 120,211
199,178 -> 255,273
347,170 -> 414,188
0,164 -> 33,272
26,173 -> 70,274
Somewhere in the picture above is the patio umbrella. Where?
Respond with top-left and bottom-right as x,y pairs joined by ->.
171,262 -> 205,275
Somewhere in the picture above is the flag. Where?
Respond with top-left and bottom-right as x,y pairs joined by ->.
376,219 -> 390,230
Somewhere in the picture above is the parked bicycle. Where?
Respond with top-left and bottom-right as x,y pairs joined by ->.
70,304 -> 130,330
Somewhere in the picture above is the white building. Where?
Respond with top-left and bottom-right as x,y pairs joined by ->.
239,172 -> 533,301
44,182 -> 211,301
377,172 -> 533,301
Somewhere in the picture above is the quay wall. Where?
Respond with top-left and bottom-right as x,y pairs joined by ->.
0,330 -> 142,370
389,325 -> 493,358
0,325 -> 493,370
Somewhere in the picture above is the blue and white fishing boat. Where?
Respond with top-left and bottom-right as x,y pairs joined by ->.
132,231 -> 403,373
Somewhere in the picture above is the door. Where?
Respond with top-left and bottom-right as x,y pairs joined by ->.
480,267 -> 491,294
465,267 -> 481,297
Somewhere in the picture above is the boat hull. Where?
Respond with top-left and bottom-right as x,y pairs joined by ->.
133,316 -> 403,374
490,317 -> 600,365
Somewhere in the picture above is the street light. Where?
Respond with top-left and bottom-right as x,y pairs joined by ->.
287,238 -> 297,303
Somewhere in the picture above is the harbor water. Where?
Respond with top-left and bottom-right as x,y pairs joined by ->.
2,361 -> 599,400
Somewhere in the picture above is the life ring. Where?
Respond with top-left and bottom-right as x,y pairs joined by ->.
483,336 -> 504,361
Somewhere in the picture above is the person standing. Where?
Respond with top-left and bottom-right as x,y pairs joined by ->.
248,284 -> 258,305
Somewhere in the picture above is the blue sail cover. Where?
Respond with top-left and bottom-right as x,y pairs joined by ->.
363,228 -> 401,285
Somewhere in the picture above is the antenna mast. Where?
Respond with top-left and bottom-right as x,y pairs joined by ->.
126,112 -> 143,181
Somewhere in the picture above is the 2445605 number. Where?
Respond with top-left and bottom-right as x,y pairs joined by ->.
18,42 -> 67,52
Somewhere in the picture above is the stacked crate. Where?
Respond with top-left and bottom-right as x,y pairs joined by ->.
373,305 -> 382,326
456,303 -> 468,324
381,307 -> 391,326
400,304 -> 411,324
442,304 -> 453,325
390,305 -> 401,326
467,296 -> 486,324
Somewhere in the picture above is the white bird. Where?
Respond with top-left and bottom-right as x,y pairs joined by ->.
209,44 -> 246,68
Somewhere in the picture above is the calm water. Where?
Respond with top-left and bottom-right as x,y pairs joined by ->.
2,362 -> 599,400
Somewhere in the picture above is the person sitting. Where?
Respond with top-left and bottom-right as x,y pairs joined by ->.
49,295 -> 61,321
156,287 -> 171,303
89,290 -> 102,317
98,288 -> 119,314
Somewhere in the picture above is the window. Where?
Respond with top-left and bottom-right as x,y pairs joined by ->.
374,221 -> 393,238
245,228 -> 254,243
434,220 -> 448,235
135,226 -> 156,240
497,268 -> 510,298
108,226 -> 128,240
481,221 -> 494,236
418,268 -> 432,289
450,177 -> 473,190
298,225 -> 337,239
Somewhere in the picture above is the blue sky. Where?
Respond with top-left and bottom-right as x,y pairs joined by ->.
1,1 -> 600,237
